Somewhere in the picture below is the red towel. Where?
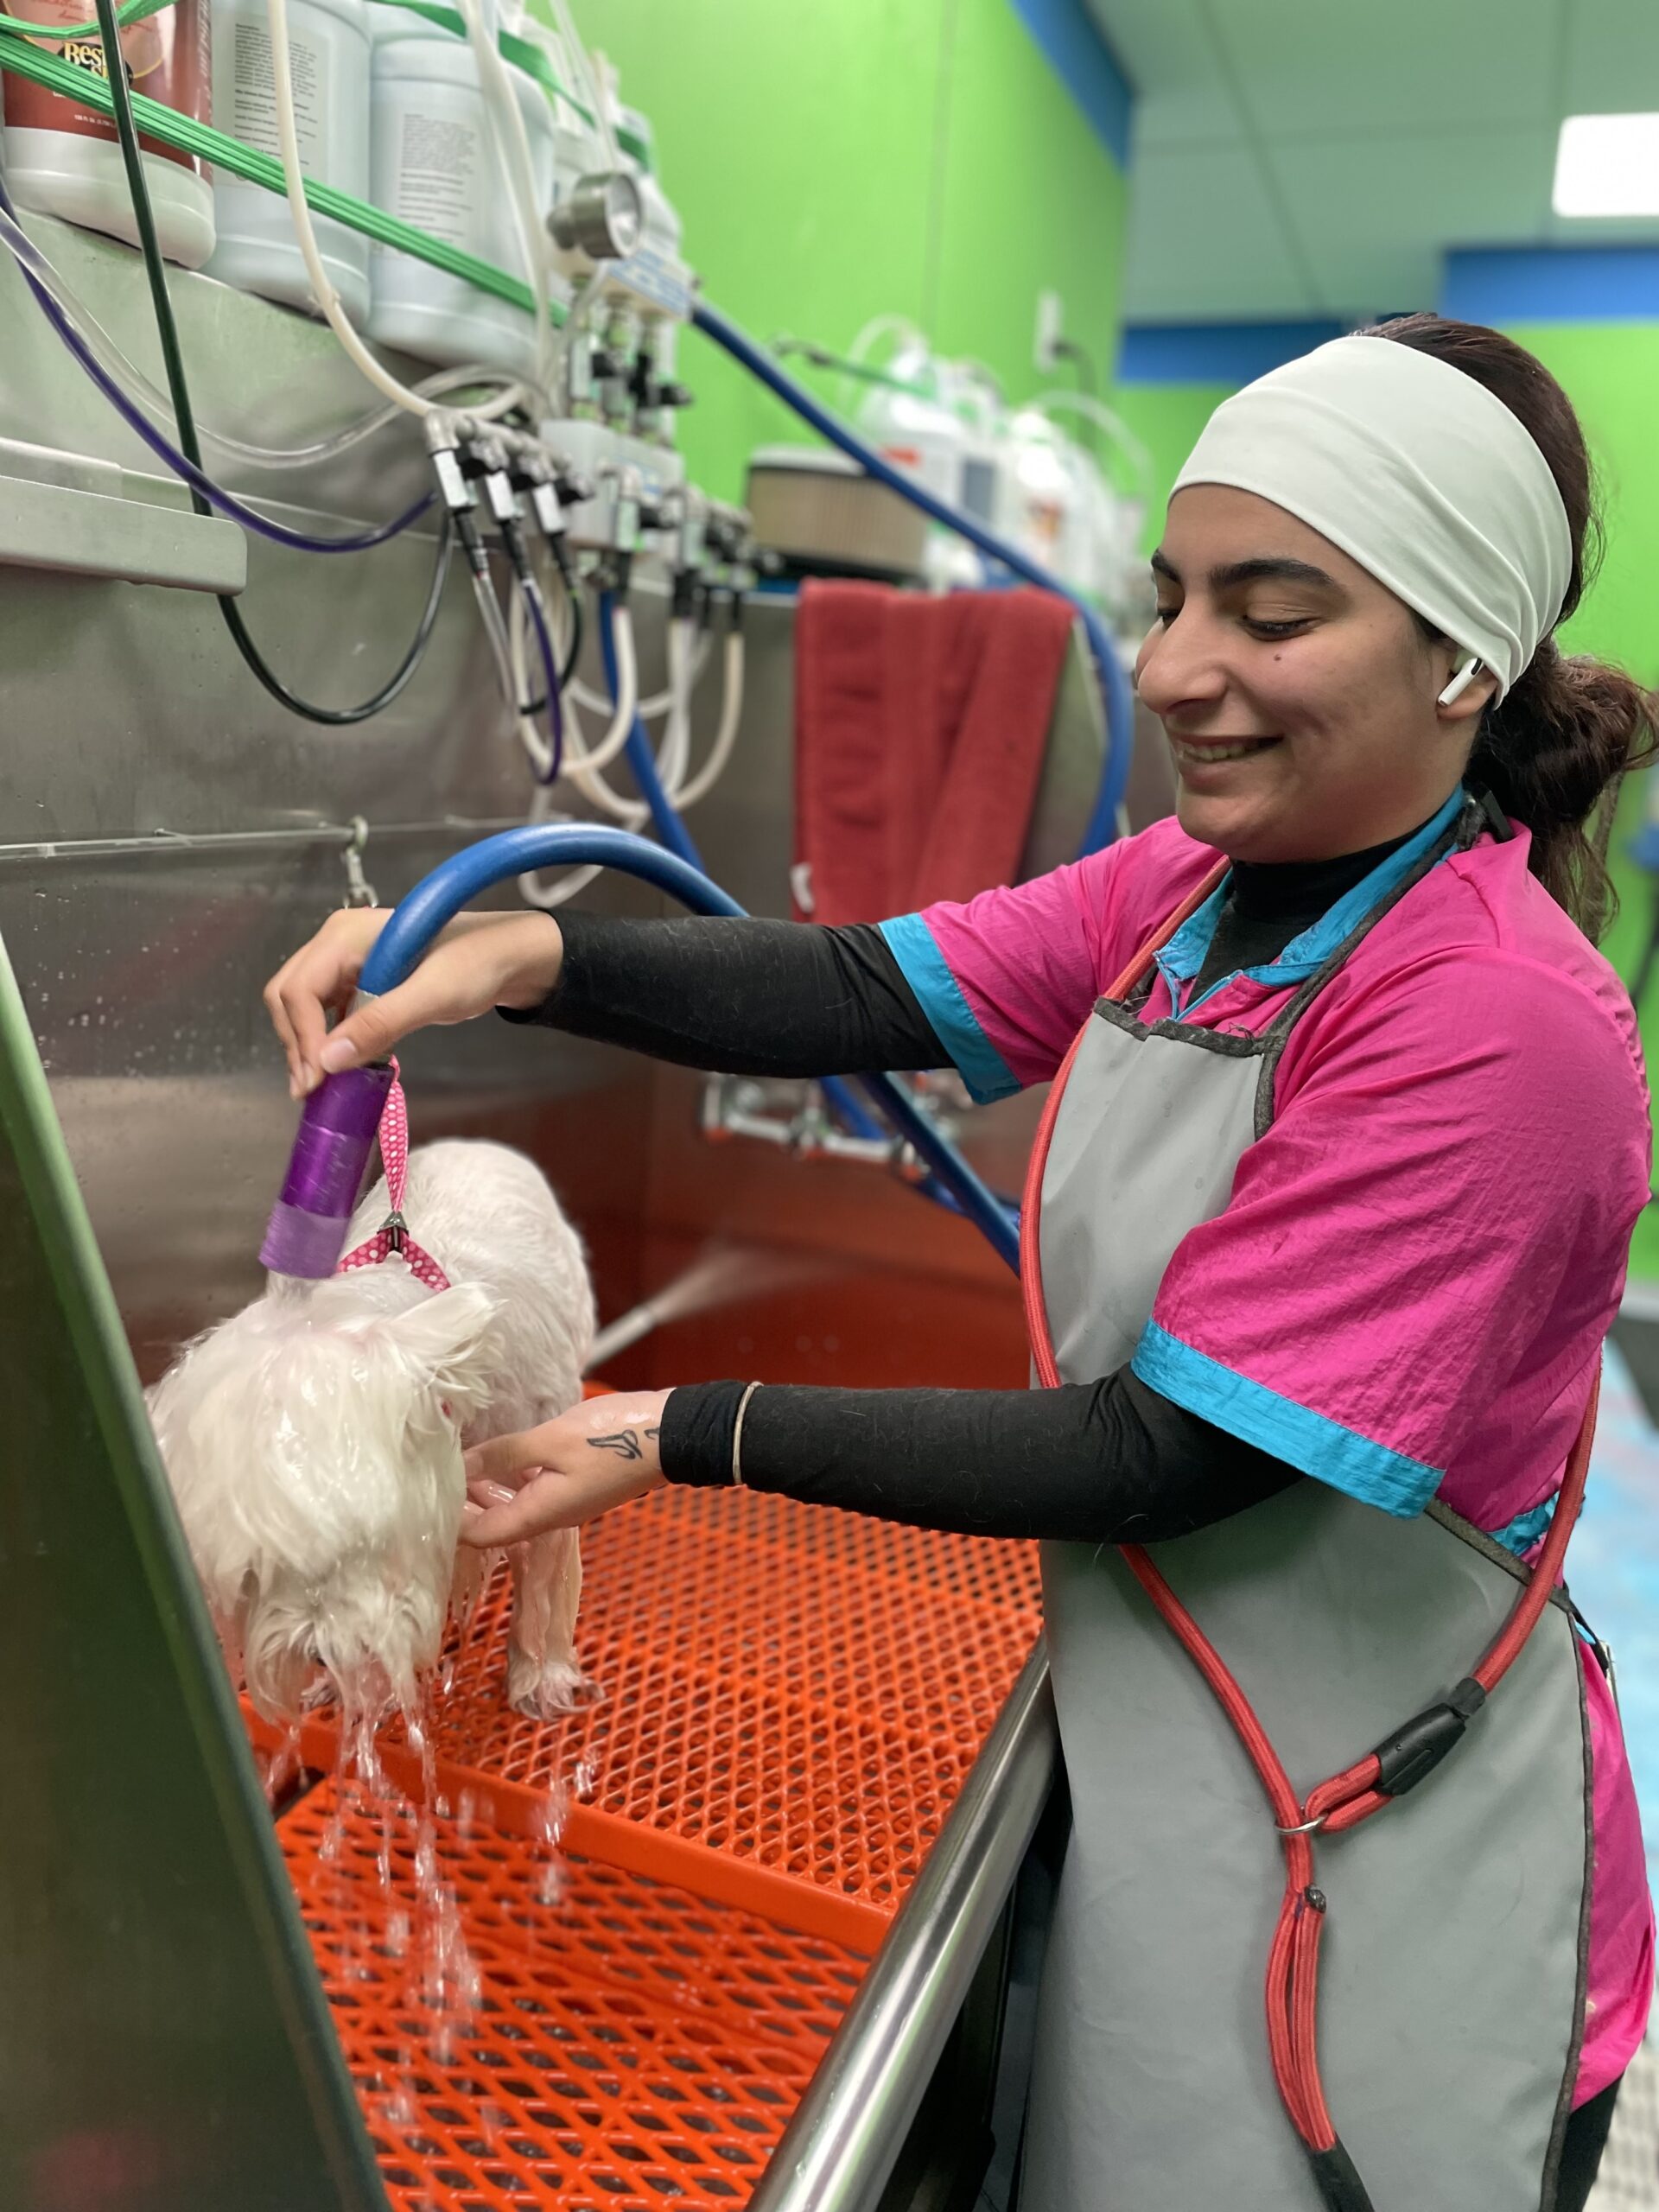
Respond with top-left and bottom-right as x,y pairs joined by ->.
793,582 -> 1074,925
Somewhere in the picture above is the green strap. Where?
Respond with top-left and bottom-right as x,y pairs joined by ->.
0,35 -> 562,315
368,0 -> 652,168
0,0 -> 652,168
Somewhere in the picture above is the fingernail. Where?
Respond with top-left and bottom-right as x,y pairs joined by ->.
319,1037 -> 359,1073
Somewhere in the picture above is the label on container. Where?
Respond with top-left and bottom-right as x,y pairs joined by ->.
386,106 -> 480,250
225,16 -> 324,163
1,0 -> 211,177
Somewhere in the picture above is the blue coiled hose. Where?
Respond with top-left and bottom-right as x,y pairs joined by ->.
692,298 -> 1137,855
359,823 -> 1022,1272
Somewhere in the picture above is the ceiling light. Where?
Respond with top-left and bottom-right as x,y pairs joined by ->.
1554,113 -> 1659,219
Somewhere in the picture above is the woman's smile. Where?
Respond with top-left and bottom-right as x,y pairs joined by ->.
1167,734 -> 1284,777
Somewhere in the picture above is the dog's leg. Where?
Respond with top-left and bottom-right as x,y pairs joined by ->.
505,1529 -> 594,1717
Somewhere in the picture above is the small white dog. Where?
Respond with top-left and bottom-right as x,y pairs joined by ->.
148,1138 -> 596,1726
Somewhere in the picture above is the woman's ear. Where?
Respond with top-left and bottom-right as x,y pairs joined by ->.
1436,653 -> 1500,723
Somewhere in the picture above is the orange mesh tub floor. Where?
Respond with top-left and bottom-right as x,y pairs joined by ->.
429,1485 -> 1045,1916
282,1781 -> 867,2210
273,1484 -> 1044,2208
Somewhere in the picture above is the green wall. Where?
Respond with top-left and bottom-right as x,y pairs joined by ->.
561,0 -> 1128,505
1113,380 -> 1232,552
1522,326 -> 1659,1278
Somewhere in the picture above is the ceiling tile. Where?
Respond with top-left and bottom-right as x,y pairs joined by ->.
1123,143 -> 1319,320
1085,0 -> 1238,148
1564,0 -> 1659,114
1083,0 -> 1215,95
1270,126 -> 1559,309
1131,82 -> 1243,151
1208,0 -> 1560,137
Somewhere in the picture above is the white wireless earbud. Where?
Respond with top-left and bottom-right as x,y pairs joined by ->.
1437,654 -> 1484,709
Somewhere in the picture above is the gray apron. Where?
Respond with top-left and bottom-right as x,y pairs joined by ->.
1021,807 -> 1595,2210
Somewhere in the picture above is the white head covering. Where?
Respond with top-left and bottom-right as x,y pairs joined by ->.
1171,334 -> 1573,699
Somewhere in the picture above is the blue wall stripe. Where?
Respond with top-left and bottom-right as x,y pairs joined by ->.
1007,0 -> 1134,171
1442,246 -> 1659,324
1116,319 -> 1346,386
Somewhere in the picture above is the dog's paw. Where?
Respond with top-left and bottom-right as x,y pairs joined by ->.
505,1643 -> 604,1721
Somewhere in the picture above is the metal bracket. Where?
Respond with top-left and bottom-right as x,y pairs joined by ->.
340,817 -> 378,908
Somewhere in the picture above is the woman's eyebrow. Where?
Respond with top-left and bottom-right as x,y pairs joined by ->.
1209,556 -> 1340,591
1148,550 -> 1342,592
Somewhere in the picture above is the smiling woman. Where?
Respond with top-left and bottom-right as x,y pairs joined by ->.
266,315 -> 1658,2212
1142,314 -> 1653,932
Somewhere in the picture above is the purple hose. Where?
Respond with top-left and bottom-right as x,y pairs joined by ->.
0,184 -> 432,555
260,1060 -> 397,1278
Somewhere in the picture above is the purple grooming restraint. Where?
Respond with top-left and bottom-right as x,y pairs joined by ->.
259,1061 -> 396,1279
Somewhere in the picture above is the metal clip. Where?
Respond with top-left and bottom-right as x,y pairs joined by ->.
1274,1813 -> 1327,1836
381,1211 -> 407,1254
341,817 -> 378,908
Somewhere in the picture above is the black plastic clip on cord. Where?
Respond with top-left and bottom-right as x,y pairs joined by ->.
458,428 -> 566,779
501,441 -> 588,688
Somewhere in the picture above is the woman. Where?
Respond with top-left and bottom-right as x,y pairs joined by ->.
268,316 -> 1654,2210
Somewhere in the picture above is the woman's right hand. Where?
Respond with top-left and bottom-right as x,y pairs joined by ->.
264,907 -> 564,1097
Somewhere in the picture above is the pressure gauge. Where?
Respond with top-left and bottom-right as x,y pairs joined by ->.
548,173 -> 645,264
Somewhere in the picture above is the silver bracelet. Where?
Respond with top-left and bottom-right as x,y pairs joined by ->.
731,1381 -> 762,1489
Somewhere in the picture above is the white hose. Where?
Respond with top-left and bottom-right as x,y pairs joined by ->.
266,0 -> 543,421
267,0 -> 435,418
0,210 -> 526,458
673,626 -> 746,810
571,627 -> 710,722
470,563 -> 521,711
654,615 -> 695,796
508,576 -> 641,803
512,582 -> 643,908
554,0 -> 619,169
455,0 -> 556,396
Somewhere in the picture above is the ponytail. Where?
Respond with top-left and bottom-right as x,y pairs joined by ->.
1471,640 -> 1656,944
1362,313 -> 1656,942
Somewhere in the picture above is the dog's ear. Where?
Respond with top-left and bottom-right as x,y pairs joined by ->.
387,1284 -> 501,1421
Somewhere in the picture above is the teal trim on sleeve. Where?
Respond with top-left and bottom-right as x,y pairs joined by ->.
1131,1321 -> 1442,1517
1485,1494 -> 1557,1556
879,913 -> 1020,1104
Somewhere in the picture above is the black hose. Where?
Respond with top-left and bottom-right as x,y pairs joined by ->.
92,0 -> 452,726
550,534 -> 583,686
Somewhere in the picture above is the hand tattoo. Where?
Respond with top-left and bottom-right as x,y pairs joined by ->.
589,1424 -> 659,1461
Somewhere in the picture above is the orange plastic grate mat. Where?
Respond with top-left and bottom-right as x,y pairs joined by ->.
281,1778 -> 868,2211
425,1485 -> 1044,1919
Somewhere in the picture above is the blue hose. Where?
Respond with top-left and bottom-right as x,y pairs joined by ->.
359,823 -> 1022,1272
692,297 -> 1136,853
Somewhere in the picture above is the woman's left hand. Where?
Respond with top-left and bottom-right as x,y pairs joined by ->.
460,1389 -> 672,1547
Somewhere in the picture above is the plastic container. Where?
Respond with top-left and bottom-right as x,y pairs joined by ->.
365,3 -> 553,379
205,0 -> 371,319
1,0 -> 215,268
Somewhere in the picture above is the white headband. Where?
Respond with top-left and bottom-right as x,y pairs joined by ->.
1171,334 -> 1573,699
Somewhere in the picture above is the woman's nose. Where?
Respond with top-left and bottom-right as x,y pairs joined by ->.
1135,613 -> 1230,722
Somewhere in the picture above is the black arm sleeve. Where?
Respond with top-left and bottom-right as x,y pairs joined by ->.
658,1370 -> 1300,1545
502,912 -> 948,1077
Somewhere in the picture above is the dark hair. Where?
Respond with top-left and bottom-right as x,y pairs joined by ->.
1357,312 -> 1655,943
